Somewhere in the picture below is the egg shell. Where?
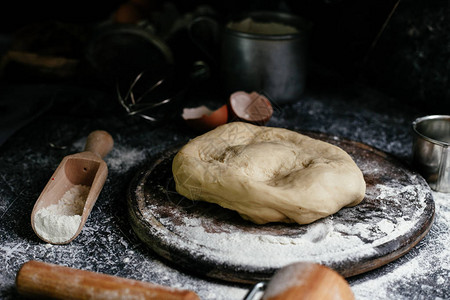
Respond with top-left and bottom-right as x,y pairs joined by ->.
182,104 -> 229,132
228,91 -> 273,125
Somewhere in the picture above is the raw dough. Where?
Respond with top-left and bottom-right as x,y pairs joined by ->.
172,122 -> 366,224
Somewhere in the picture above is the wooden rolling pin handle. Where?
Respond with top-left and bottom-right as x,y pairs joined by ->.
84,130 -> 114,159
16,260 -> 200,300
261,262 -> 354,300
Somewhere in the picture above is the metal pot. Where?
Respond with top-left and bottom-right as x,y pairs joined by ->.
189,11 -> 312,104
220,11 -> 312,104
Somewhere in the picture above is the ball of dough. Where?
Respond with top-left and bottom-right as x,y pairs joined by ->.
172,122 -> 366,224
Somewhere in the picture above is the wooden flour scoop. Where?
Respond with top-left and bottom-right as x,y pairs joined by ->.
16,261 -> 354,299
31,130 -> 113,244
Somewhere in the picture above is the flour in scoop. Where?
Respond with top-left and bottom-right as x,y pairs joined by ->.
34,185 -> 90,243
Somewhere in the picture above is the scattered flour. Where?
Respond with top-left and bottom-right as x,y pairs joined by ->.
350,191 -> 450,299
106,146 -> 147,172
140,181 -> 430,273
33,185 -> 90,243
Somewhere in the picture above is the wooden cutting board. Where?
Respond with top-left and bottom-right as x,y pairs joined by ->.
127,131 -> 435,284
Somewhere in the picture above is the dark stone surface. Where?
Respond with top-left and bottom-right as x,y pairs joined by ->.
0,80 -> 449,299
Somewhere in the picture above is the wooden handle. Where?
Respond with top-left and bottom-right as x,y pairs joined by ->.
262,262 -> 354,300
84,130 -> 114,159
16,260 -> 200,300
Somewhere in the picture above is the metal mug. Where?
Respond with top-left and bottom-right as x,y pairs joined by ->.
412,115 -> 450,192
189,11 -> 312,104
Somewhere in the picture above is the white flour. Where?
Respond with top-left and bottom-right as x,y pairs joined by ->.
33,185 -> 90,243
350,191 -> 450,299
227,18 -> 299,35
140,181 -> 429,274
106,145 -> 146,172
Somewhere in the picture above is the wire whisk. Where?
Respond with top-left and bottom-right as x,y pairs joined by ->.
117,71 -> 174,122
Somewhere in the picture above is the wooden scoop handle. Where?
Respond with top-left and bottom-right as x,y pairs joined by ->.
16,260 -> 200,300
84,130 -> 114,159
261,262 -> 354,300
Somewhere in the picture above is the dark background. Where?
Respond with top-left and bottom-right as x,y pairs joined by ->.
0,0 -> 448,114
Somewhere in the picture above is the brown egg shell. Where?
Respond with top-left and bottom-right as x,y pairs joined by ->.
228,91 -> 273,125
182,104 -> 229,132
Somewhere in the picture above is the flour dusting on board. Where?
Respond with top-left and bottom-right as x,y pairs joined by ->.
149,183 -> 429,269
350,191 -> 449,299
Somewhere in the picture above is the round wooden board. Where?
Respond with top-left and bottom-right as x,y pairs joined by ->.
127,132 -> 435,284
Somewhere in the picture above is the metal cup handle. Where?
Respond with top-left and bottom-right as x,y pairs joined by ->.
187,16 -> 220,65
437,145 -> 450,192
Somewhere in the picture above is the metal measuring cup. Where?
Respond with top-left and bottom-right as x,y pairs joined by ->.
412,115 -> 450,193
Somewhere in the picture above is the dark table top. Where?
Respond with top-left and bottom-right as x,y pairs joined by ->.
1,79 -> 449,299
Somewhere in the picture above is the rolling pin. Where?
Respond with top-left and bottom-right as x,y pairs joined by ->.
15,260 -> 200,300
244,262 -> 354,300
17,261 -> 353,300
